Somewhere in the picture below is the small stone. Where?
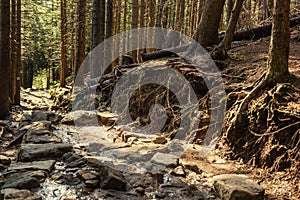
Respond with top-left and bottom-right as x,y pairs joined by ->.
78,171 -> 98,181
170,166 -> 186,177
135,187 -> 145,195
213,174 -> 265,200
85,180 -> 99,188
98,165 -> 127,191
153,136 -> 168,144
0,155 -> 11,165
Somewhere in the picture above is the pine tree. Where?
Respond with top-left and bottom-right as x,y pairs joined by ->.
193,0 -> 226,48
0,0 -> 11,119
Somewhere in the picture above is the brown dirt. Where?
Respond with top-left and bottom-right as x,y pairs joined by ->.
221,27 -> 300,200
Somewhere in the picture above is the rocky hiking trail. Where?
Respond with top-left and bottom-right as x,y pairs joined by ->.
1,31 -> 300,199
0,89 -> 267,200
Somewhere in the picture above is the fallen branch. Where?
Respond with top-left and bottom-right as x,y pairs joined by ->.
221,16 -> 300,41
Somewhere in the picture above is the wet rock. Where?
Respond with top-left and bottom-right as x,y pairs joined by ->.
0,188 -> 41,199
153,136 -> 168,144
8,160 -> 56,173
170,166 -> 186,177
213,174 -> 265,200
1,175 -> 40,189
61,111 -> 98,126
0,155 -> 11,165
151,153 -> 179,168
18,143 -> 73,162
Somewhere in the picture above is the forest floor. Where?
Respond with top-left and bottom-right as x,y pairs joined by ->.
1,29 -> 300,200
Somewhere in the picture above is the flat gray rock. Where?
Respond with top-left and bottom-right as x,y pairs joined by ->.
1,175 -> 40,189
24,133 -> 62,144
213,174 -> 265,200
8,160 -> 56,173
61,111 -> 98,126
151,152 -> 179,167
18,143 -> 73,162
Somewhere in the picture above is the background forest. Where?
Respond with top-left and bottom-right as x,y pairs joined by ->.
9,0 -> 300,89
0,0 -> 300,199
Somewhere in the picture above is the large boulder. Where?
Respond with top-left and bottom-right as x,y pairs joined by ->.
213,174 -> 265,200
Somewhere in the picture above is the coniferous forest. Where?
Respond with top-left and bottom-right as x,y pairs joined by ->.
0,0 -> 300,199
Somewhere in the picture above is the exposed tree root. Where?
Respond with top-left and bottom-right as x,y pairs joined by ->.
224,79 -> 300,173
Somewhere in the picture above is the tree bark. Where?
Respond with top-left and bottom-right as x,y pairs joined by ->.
15,0 -> 21,104
131,0 -> 139,62
60,0 -> 67,87
193,0 -> 226,48
75,0 -> 86,82
226,0 -> 233,26
91,0 -> 106,78
11,0 -> 17,104
212,0 -> 244,60
104,0 -> 114,74
0,0 -> 11,118
266,0 -> 290,82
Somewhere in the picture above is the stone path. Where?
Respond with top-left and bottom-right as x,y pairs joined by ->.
0,89 -> 265,199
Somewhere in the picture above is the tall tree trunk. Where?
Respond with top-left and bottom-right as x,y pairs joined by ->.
212,0 -> 244,60
148,0 -> 156,52
10,0 -> 17,104
131,0 -> 139,62
266,0 -> 290,82
226,0 -> 233,26
0,0 -> 10,119
75,0 -> 86,79
92,0 -> 105,78
104,0 -> 114,74
140,0 -> 146,52
122,0 -> 127,53
15,0 -> 21,105
155,0 -> 168,48
60,0 -> 67,87
193,0 -> 226,48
